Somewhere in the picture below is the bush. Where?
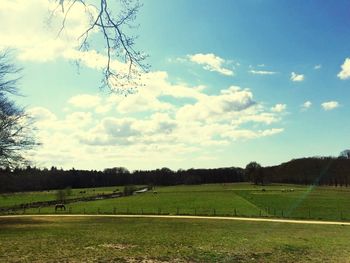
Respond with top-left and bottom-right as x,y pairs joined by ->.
123,185 -> 137,196
56,187 -> 72,202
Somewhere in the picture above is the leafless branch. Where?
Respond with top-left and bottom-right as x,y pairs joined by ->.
54,0 -> 149,94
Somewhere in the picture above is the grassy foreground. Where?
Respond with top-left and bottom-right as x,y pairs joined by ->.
1,216 -> 350,262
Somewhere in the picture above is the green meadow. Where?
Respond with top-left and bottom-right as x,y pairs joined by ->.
3,183 -> 350,221
0,185 -> 126,208
1,216 -> 350,262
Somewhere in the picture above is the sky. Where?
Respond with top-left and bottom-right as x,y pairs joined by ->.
0,0 -> 350,171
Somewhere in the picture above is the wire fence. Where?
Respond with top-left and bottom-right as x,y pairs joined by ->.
2,206 -> 349,221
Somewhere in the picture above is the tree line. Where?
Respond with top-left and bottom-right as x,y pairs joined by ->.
1,155 -> 350,193
0,166 -> 244,193
261,157 -> 350,186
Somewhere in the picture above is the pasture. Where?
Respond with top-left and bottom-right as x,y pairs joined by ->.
1,216 -> 350,262
14,183 -> 350,221
2,183 -> 350,221
0,185 -> 128,208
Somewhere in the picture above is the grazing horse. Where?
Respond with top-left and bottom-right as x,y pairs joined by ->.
55,204 -> 66,211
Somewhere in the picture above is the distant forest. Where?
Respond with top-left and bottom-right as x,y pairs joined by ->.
1,156 -> 350,193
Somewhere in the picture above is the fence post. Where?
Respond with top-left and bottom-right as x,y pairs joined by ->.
259,210 -> 262,217
281,210 -> 284,217
234,208 -> 237,216
113,207 -> 116,214
213,208 -> 216,216
176,207 -> 179,215
194,208 -> 197,216
83,208 -> 86,214
38,207 -> 41,214
158,208 -> 161,215
98,208 -> 100,214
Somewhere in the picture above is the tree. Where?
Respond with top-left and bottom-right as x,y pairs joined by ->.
56,187 -> 72,202
245,161 -> 263,185
0,52 -> 37,168
104,167 -> 130,175
339,149 -> 350,159
53,0 -> 148,94
123,185 -> 137,196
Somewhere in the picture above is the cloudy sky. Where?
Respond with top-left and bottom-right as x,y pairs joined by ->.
1,0 -> 350,170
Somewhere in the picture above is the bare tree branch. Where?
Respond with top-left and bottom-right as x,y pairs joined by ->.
54,0 -> 149,94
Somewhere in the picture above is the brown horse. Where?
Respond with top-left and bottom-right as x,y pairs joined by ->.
55,204 -> 66,211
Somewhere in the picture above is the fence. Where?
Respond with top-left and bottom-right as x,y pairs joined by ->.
2,206 -> 349,221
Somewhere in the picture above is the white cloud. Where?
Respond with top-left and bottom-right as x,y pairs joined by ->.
75,84 -> 282,149
27,74 -> 286,169
0,0 -> 96,62
28,107 -> 57,122
321,101 -> 339,111
249,70 -> 277,75
314,64 -> 322,70
337,58 -> 350,80
290,72 -> 304,82
188,53 -> 234,76
95,104 -> 113,114
116,92 -> 173,114
234,112 -> 280,125
176,86 -> 255,122
221,128 -> 284,140
271,104 -> 286,113
63,49 -> 142,91
104,71 -> 205,114
63,49 -> 131,74
301,101 -> 312,111
63,50 -> 107,70
66,112 -> 92,126
68,94 -> 101,108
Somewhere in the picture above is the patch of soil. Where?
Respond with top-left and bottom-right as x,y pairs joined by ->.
99,243 -> 137,250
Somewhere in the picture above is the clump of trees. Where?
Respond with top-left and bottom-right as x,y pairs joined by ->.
123,185 -> 137,196
56,187 -> 72,202
262,156 -> 350,186
245,162 -> 264,185
339,149 -> 350,159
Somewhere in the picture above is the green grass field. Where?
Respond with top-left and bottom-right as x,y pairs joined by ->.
0,185 -> 127,208
2,184 -> 350,262
3,183 -> 350,221
1,216 -> 350,262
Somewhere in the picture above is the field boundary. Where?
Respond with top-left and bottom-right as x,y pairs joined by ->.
1,214 -> 350,226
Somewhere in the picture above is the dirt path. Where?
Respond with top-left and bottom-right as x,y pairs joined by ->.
1,214 -> 350,226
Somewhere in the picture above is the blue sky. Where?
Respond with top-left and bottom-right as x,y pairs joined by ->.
1,0 -> 350,170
